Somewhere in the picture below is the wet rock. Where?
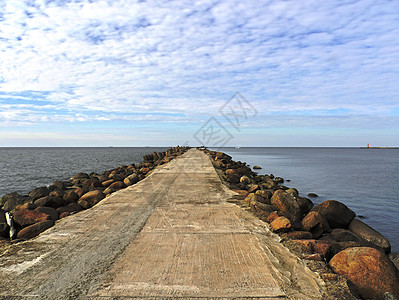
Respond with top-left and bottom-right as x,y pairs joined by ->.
330,228 -> 362,243
302,211 -> 330,239
296,197 -> 314,214
17,220 -> 54,239
1,192 -> 31,211
348,219 -> 391,253
329,247 -> 399,300
34,206 -> 58,221
308,193 -> 319,198
253,165 -> 262,169
15,202 -> 37,211
13,210 -> 51,227
63,190 -> 79,204
29,186 -> 50,201
270,190 -> 303,229
270,216 -> 291,232
77,190 -> 105,209
311,200 -> 355,229
34,196 -> 65,209
123,174 -> 139,186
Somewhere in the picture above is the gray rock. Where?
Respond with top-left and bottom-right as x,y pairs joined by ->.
348,219 -> 391,253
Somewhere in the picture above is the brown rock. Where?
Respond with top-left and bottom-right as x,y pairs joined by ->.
17,220 -> 54,239
108,181 -> 126,190
15,202 -> 37,211
265,211 -> 280,223
239,175 -> 251,185
49,188 -> 64,198
270,216 -> 291,232
287,231 -> 313,240
348,219 -> 391,253
77,190 -> 105,209
302,211 -> 330,238
292,239 -> 333,260
33,196 -> 65,209
34,206 -> 58,221
244,193 -> 264,206
225,169 -> 240,183
63,190 -> 79,204
51,180 -> 67,190
247,184 -> 260,193
13,210 -> 51,227
329,247 -> 399,299
255,190 -> 273,202
101,179 -> 114,187
59,212 -> 70,219
82,178 -> 102,191
270,190 -> 303,229
28,186 -> 50,201
56,203 -> 82,215
330,228 -> 362,243
1,192 -> 31,211
123,174 -> 139,186
74,188 -> 84,198
285,188 -> 299,197
311,200 -> 355,229
232,190 -> 249,197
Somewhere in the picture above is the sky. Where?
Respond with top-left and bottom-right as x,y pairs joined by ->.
0,0 -> 398,147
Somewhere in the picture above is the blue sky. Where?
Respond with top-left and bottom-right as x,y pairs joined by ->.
0,0 -> 398,147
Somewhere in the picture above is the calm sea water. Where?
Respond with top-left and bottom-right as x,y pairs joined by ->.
1,147 -> 398,252
0,147 -> 167,197
219,147 -> 399,252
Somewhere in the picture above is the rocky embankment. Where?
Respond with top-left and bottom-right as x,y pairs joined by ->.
203,149 -> 399,300
0,146 -> 189,244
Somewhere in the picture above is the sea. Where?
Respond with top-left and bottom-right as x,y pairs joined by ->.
0,146 -> 398,252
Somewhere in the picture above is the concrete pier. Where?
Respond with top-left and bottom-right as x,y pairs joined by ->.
0,149 -> 323,299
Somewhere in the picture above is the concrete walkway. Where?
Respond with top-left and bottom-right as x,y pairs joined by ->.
0,149 -> 323,299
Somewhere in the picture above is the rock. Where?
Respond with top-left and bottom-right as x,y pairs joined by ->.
225,169 -> 240,183
239,176 -> 251,185
286,231 -> 313,240
329,247 -> 399,300
56,203 -> 82,215
0,209 -> 9,238
253,165 -> 262,169
389,253 -> 399,271
348,219 -> 391,253
35,206 -> 59,221
1,192 -> 31,211
63,190 -> 79,204
285,188 -> 299,197
13,210 -> 51,227
123,174 -> 139,186
17,220 -> 54,239
15,202 -> 37,211
302,211 -> 330,239
244,193 -> 265,206
255,190 -> 272,202
270,190 -> 303,229
265,211 -> 280,223
308,193 -> 319,198
274,177 -> 284,184
108,181 -> 126,190
49,188 -> 64,198
296,197 -> 314,214
330,228 -> 362,243
270,216 -> 291,232
232,190 -> 249,197
34,196 -> 65,209
51,180 -> 67,190
291,239 -> 333,260
247,184 -> 260,193
70,172 -> 90,180
59,212 -> 70,219
82,178 -> 102,191
77,190 -> 105,209
28,186 -> 50,201
250,202 -> 276,219
304,253 -> 324,261
311,200 -> 355,229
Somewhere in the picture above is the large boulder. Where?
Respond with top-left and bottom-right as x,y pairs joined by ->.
28,186 -> 50,201
34,206 -> 59,221
329,247 -> 399,300
302,211 -> 330,239
63,190 -> 79,204
17,220 -> 54,239
77,190 -> 105,209
123,174 -> 139,186
13,210 -> 51,228
1,192 -> 31,211
270,190 -> 303,228
82,178 -> 102,192
311,200 -> 355,229
244,193 -> 266,206
348,219 -> 391,253
108,181 -> 126,190
270,216 -> 291,233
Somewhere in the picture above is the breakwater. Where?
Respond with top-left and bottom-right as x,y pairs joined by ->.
203,149 -> 399,300
0,146 -> 189,242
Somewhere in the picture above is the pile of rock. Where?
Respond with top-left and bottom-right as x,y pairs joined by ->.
0,146 -> 189,243
204,149 -> 399,300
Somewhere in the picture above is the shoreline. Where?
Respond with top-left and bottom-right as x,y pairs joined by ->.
202,148 -> 399,300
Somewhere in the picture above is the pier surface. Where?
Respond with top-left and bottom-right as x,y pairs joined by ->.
0,149 -> 323,299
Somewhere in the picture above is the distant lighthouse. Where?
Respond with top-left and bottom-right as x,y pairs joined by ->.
367,144 -> 370,148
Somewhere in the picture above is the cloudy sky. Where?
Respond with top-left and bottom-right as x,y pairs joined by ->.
1,0 -> 398,147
